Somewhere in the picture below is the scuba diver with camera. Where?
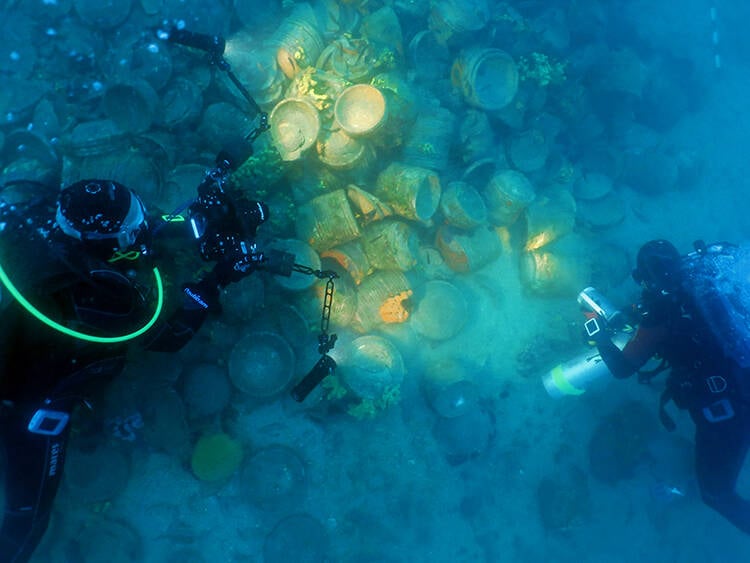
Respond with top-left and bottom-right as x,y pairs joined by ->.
569,239 -> 750,535
0,25 -> 340,561
0,152 -> 337,561
0,147 -> 336,563
0,150 -> 276,560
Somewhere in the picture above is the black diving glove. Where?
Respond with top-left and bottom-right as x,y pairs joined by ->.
182,244 -> 262,314
213,245 -> 264,287
259,248 -> 295,277
183,275 -> 221,312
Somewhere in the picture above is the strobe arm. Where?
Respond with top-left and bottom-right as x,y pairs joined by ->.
161,27 -> 266,126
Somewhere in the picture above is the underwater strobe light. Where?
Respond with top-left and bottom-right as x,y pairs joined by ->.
164,28 -> 226,60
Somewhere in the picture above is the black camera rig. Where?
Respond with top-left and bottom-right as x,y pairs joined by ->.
163,29 -> 338,402
187,151 -> 264,265
186,151 -> 339,402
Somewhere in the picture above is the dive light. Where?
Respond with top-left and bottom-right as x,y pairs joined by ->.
577,286 -> 622,325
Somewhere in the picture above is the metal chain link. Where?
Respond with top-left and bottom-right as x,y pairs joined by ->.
246,112 -> 270,144
291,265 -> 339,354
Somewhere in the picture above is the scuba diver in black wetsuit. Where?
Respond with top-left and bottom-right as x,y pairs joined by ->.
0,157 -> 272,561
0,25 -> 341,561
589,239 -> 750,535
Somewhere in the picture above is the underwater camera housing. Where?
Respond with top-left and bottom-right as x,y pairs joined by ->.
188,153 -> 247,262
188,153 -> 262,259
187,153 -> 297,280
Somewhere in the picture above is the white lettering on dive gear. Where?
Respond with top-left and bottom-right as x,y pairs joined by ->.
48,442 -> 62,477
706,375 -> 728,394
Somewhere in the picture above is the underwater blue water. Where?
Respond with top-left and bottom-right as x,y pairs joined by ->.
1,0 -> 750,561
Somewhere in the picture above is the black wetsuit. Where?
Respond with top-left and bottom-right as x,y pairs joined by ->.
597,292 -> 750,535
0,227 -> 218,561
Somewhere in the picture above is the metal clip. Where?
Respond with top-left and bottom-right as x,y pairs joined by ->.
28,409 -> 69,436
584,317 -> 602,338
703,398 -> 735,423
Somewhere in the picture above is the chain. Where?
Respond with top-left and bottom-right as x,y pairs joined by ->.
287,266 -> 339,402
246,112 -> 270,144
321,275 -> 334,335
291,264 -> 337,279
291,264 -> 338,354
318,274 -> 337,353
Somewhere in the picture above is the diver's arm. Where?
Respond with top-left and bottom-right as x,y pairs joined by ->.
596,322 -> 666,379
596,335 -> 641,379
143,251 -> 259,353
142,270 -> 221,353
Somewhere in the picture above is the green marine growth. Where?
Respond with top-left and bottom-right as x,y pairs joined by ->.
370,73 -> 399,95
518,52 -> 567,87
373,48 -> 397,73
322,374 -> 348,400
229,146 -> 298,234
322,376 -> 402,419
347,384 -> 402,420
231,144 -> 286,190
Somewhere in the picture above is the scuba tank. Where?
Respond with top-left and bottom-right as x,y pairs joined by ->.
542,330 -> 631,398
681,241 -> 750,369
